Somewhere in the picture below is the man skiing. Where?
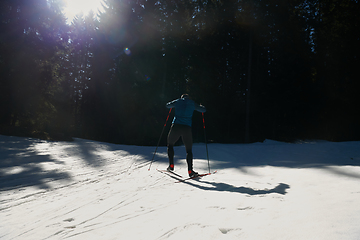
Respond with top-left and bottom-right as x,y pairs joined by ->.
166,94 -> 206,177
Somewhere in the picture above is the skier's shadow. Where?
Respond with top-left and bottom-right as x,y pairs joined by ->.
182,179 -> 290,195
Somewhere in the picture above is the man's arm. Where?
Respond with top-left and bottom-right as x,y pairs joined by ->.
166,99 -> 177,109
195,103 -> 206,113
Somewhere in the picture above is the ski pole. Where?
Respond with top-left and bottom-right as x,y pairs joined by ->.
202,112 -> 210,173
148,108 -> 172,171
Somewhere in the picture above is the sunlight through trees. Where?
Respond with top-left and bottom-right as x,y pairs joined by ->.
1,0 -> 359,144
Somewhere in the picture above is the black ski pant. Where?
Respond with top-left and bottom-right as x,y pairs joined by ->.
167,124 -> 193,171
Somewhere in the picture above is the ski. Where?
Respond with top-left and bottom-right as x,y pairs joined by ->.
177,171 -> 217,183
157,169 -> 183,179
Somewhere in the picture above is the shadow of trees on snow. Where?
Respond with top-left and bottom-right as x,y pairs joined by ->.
0,136 -> 71,190
1,135 -> 359,191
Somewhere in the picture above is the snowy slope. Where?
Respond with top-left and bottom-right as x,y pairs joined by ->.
1,135 -> 360,239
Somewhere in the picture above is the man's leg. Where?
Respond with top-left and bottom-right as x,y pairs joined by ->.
167,124 -> 180,170
181,126 -> 194,172
186,150 -> 193,171
167,145 -> 174,169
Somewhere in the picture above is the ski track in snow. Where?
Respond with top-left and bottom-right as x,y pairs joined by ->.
1,135 -> 360,239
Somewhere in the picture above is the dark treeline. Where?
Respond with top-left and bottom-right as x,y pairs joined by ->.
1,0 -> 359,145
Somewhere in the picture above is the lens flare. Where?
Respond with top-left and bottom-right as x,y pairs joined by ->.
124,47 -> 131,55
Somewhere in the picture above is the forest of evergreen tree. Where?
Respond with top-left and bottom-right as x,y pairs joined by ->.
1,0 -> 359,145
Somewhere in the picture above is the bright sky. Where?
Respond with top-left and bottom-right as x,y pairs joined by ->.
62,0 -> 105,24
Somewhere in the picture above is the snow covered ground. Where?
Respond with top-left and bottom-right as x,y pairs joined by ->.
1,134 -> 360,240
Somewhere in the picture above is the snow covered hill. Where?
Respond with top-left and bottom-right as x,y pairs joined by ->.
1,135 -> 360,239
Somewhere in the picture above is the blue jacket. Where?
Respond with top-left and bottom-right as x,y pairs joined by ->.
166,97 -> 206,127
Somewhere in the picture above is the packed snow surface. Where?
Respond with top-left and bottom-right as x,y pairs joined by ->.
1,135 -> 360,239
